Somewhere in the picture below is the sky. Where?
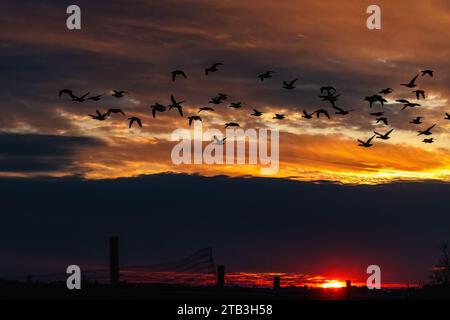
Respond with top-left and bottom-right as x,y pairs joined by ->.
0,0 -> 449,183
0,0 -> 450,287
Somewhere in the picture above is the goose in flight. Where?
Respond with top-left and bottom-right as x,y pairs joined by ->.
401,74 -> 419,88
332,106 -> 354,115
225,122 -> 240,128
358,135 -> 375,148
251,109 -> 263,117
168,95 -> 185,117
365,95 -> 387,108
410,117 -> 423,124
413,90 -> 425,100
374,129 -> 394,140
87,94 -> 104,101
396,99 -> 410,104
320,93 -> 340,106
421,70 -> 433,77
198,107 -> 214,113
229,102 -> 242,109
445,113 -> 450,120
258,71 -> 274,81
423,138 -> 435,144
369,112 -> 384,117
107,108 -> 126,116
302,110 -> 314,119
379,88 -> 393,95
320,86 -> 337,95
213,136 -> 226,145
59,89 -> 74,98
205,63 -> 223,75
273,114 -> 285,120
283,78 -> 298,90
59,89 -> 89,102
112,90 -> 127,98
217,93 -> 228,101
401,102 -> 421,111
89,110 -> 108,121
209,97 -> 223,105
417,124 -> 436,136
188,116 -> 202,126
171,70 -> 187,82
315,109 -> 330,119
151,103 -> 167,118
376,117 -> 389,126
128,117 -> 142,128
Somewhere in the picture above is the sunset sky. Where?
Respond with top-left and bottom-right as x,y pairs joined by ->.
1,0 -> 450,183
1,1 -> 450,288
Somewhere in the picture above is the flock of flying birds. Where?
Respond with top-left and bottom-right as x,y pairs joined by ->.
59,64 -> 450,147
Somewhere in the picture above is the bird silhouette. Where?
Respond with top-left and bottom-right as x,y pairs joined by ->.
209,97 -> 223,105
198,107 -> 214,113
332,106 -> 354,115
229,102 -> 242,109
401,74 -> 419,88
365,95 -> 387,108
205,63 -> 223,75
302,110 -> 314,119
379,88 -> 393,95
283,78 -> 298,90
374,129 -> 394,140
258,71 -> 274,81
225,122 -> 240,128
410,117 -> 423,124
413,90 -> 425,100
112,90 -> 127,98
107,109 -> 126,116
445,113 -> 450,120
251,109 -> 263,117
217,93 -> 228,101
320,86 -> 337,95
315,109 -> 330,119
320,92 -> 340,106
128,117 -> 142,128
213,136 -> 226,145
369,112 -> 384,117
89,110 -> 108,121
376,117 -> 389,126
417,124 -> 436,136
188,116 -> 202,126
151,103 -> 167,118
273,114 -> 285,120
168,95 -> 185,117
87,94 -> 104,101
423,138 -> 435,144
401,102 -> 421,111
60,89 -> 89,102
59,89 -> 74,98
358,135 -> 376,147
396,99 -> 410,104
421,70 -> 433,77
171,70 -> 187,82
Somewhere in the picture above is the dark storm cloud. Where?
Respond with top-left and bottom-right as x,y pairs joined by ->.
0,173 -> 449,284
0,133 -> 104,173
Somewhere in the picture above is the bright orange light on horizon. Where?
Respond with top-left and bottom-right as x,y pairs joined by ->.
321,280 -> 346,289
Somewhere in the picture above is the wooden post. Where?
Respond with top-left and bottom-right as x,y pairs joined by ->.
273,276 -> 281,291
217,265 -> 225,288
109,236 -> 119,286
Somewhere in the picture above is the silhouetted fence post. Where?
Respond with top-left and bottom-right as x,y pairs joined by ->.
346,280 -> 352,298
109,236 -> 119,286
273,276 -> 281,291
217,265 -> 225,288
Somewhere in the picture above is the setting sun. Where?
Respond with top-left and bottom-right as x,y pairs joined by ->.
322,280 -> 346,289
